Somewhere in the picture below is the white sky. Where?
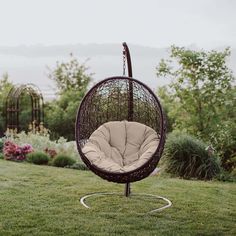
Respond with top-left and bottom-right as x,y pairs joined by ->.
0,0 -> 235,48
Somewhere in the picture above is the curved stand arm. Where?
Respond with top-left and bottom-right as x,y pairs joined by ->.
122,42 -> 133,77
122,42 -> 134,124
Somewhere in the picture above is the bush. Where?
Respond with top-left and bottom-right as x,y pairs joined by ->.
26,152 -> 50,165
0,138 -> 3,152
163,132 -> 221,180
3,141 -> 33,162
216,170 -> 236,182
53,154 -> 76,167
65,162 -> 89,171
210,121 -> 236,171
0,138 -> 3,160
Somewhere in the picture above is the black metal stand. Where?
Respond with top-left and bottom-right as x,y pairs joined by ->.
125,182 -> 131,197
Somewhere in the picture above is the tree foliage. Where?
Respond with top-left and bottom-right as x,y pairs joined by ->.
0,74 -> 13,136
156,46 -> 236,170
48,53 -> 91,94
45,55 -> 92,140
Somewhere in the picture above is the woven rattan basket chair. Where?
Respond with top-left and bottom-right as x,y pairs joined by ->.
75,43 -> 171,212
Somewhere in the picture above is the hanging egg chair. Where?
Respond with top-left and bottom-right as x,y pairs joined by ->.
76,43 -> 171,212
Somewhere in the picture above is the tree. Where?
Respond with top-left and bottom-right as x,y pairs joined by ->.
0,74 -> 13,136
45,54 -> 92,140
48,53 -> 91,94
156,46 -> 236,170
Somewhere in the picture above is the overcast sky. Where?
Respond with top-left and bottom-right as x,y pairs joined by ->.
0,0 -> 235,48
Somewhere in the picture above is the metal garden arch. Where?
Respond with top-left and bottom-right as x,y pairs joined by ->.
6,84 -> 44,132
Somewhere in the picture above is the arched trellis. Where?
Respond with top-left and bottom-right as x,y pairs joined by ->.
5,84 -> 44,132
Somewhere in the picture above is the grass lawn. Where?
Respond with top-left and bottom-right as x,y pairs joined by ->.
0,159 -> 235,236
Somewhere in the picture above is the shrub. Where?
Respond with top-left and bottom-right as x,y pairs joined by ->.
26,152 -> 50,165
216,169 -> 236,182
3,141 -> 33,161
53,154 -> 76,167
163,132 -> 220,180
0,138 -> 3,159
210,121 -> 236,171
65,162 -> 89,171
0,138 -> 3,152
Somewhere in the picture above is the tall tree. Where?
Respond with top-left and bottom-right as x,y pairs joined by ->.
156,46 -> 236,170
45,54 -> 92,140
48,53 -> 91,94
0,74 -> 13,136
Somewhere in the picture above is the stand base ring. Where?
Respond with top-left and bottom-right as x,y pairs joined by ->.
80,192 -> 172,213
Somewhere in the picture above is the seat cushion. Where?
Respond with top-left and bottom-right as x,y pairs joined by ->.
82,121 -> 159,173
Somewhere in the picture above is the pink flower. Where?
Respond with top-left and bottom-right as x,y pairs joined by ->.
3,141 -> 18,157
22,144 -> 33,154
3,141 -> 33,161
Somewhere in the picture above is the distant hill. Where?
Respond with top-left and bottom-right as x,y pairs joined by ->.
0,43 -> 168,57
0,44 -> 235,100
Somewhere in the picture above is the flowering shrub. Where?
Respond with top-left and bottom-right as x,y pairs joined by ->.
3,141 -> 33,161
44,148 -> 57,158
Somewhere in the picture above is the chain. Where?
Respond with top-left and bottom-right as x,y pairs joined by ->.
123,49 -> 126,76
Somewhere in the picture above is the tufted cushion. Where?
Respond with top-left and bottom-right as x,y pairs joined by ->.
82,121 -> 159,173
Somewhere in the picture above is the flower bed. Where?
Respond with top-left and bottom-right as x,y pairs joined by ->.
1,131 -> 87,170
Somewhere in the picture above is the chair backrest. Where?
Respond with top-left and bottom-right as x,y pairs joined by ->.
76,76 -> 164,142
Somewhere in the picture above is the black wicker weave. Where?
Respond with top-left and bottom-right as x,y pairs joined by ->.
75,43 -> 166,185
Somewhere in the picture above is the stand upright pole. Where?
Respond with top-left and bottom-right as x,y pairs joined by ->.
122,42 -> 133,197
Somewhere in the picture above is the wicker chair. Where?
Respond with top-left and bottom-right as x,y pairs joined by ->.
75,43 -> 170,212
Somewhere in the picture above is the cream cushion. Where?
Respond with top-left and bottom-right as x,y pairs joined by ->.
82,121 -> 159,173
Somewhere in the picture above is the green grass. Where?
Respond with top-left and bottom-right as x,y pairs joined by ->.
0,159 -> 235,236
